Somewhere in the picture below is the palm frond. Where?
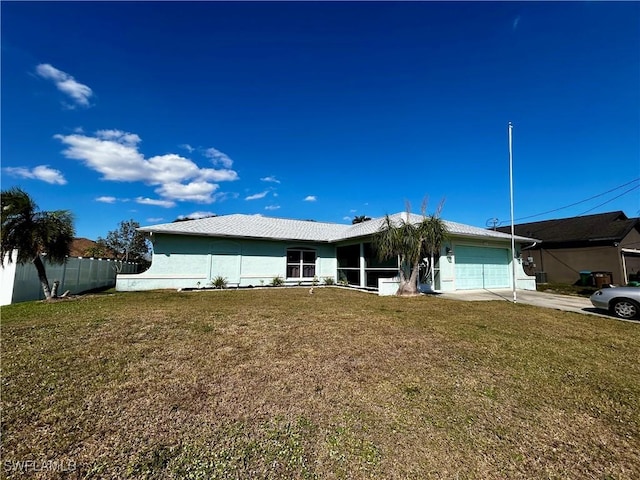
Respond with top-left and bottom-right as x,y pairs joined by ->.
1,188 -> 75,265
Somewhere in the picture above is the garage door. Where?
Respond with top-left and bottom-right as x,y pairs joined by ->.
455,245 -> 510,290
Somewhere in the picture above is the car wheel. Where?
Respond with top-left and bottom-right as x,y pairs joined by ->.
611,299 -> 640,319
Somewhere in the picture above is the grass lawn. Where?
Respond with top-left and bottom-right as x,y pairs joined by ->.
1,287 -> 639,479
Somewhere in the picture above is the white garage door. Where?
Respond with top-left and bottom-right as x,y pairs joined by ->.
455,245 -> 510,290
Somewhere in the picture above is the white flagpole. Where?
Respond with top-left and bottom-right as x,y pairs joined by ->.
509,122 -> 517,303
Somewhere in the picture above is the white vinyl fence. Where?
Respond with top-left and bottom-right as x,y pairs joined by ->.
1,252 -> 138,305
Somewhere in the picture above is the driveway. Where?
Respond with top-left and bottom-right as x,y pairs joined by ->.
436,288 -> 612,319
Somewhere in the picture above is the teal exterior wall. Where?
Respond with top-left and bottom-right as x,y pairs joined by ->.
116,233 -> 337,291
116,232 -> 535,293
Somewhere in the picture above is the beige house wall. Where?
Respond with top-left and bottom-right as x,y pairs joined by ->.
523,229 -> 640,285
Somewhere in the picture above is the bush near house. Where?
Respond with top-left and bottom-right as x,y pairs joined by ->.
1,288 -> 639,479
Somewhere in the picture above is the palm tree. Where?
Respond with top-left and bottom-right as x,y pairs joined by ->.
1,187 -> 75,300
373,202 -> 448,296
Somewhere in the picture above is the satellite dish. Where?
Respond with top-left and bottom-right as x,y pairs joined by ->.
486,218 -> 499,230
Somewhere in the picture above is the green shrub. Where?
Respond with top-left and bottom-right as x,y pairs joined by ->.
270,276 -> 284,287
323,277 -> 335,286
210,276 -> 228,289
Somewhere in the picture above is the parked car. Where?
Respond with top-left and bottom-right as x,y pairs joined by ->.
590,286 -> 640,320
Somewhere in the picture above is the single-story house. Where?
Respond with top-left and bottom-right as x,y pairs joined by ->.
116,212 -> 538,294
495,211 -> 640,285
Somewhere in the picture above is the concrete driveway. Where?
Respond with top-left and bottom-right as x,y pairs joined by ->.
436,288 -> 614,319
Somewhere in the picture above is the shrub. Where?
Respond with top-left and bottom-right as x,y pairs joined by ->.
210,276 -> 228,289
270,276 -> 284,287
323,276 -> 335,286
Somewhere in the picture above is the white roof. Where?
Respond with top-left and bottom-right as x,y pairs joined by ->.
335,213 -> 537,242
139,214 -> 350,242
140,213 -> 538,243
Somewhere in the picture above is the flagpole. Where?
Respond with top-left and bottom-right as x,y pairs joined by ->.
509,122 -> 517,303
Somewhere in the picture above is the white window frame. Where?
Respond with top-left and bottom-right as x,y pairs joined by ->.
286,248 -> 317,280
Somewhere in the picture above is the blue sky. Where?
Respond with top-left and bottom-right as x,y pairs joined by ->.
2,1 -> 639,240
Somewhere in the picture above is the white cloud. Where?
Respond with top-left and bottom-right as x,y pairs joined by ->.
96,196 -> 117,203
155,181 -> 218,203
178,211 -> 216,220
304,195 -> 317,202
4,165 -> 67,185
146,217 -> 165,223
245,190 -> 269,201
95,129 -> 141,146
265,205 -> 281,211
180,144 -> 195,153
512,15 -> 521,31
261,175 -> 280,184
54,130 -> 239,204
35,63 -> 93,108
204,147 -> 234,168
197,168 -> 239,182
135,197 -> 176,208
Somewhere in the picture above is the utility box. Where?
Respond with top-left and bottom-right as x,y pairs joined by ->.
535,272 -> 547,284
378,277 -> 400,296
593,272 -> 613,288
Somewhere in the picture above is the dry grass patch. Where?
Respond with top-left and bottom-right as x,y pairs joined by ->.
2,288 -> 639,479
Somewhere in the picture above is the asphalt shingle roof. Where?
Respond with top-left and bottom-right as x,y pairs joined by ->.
140,213 -> 537,243
494,211 -> 639,244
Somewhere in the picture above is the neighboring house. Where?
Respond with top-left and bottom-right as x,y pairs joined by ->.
116,212 -> 538,294
495,211 -> 640,285
70,237 -> 102,257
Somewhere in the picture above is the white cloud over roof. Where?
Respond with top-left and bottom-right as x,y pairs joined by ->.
136,197 -> 176,208
245,190 -> 269,201
178,211 -> 216,220
54,130 -> 239,205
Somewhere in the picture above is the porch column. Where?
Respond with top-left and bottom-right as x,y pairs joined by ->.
360,242 -> 366,288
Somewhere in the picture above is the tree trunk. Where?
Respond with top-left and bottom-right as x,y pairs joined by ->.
51,280 -> 60,298
33,255 -> 52,300
397,261 -> 421,296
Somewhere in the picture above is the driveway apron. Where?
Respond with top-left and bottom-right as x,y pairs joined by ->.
436,289 -> 610,319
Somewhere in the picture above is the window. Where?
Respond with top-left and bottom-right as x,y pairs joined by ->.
287,248 -> 316,279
